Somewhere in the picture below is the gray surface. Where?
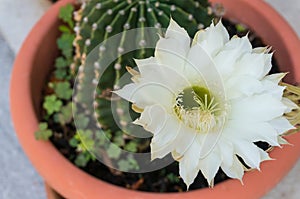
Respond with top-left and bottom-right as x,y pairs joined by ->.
0,33 -> 46,199
0,1 -> 299,199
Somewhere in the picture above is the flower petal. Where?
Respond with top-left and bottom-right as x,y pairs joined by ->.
114,82 -> 174,109
185,42 -> 226,101
225,75 -> 264,99
281,97 -> 298,113
224,121 -> 280,146
178,137 -> 201,189
233,53 -> 266,79
198,151 -> 222,186
233,141 -> 261,169
269,117 -> 295,135
155,19 -> 190,73
229,94 -> 286,122
135,57 -> 190,92
150,116 -> 182,160
221,155 -> 244,181
133,104 -> 168,133
214,36 -> 252,80
193,21 -> 229,56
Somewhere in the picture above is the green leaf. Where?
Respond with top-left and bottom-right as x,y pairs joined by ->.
54,102 -> 73,125
55,57 -> 69,68
59,25 -> 71,33
76,130 -> 95,151
124,141 -> 138,152
236,24 -> 247,33
43,95 -> 63,115
59,4 -> 74,28
74,152 -> 90,167
57,33 -> 75,58
166,173 -> 180,183
117,160 -> 131,172
54,68 -> 68,79
117,156 -> 139,171
112,131 -> 125,147
107,144 -> 121,159
69,137 -> 79,147
35,122 -> 53,140
53,82 -> 72,100
75,114 -> 89,129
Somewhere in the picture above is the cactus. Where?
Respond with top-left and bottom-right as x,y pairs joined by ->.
73,0 -> 214,131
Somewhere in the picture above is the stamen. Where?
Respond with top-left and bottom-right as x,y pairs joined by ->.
174,86 -> 223,133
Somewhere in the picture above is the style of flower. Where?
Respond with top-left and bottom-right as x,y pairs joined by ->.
114,19 -> 297,188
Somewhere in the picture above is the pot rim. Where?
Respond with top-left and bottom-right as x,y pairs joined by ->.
10,0 -> 300,198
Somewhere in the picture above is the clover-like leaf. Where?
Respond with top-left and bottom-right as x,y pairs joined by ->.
54,102 -> 73,125
43,95 -> 63,115
55,57 -> 69,68
59,4 -> 74,28
57,33 -> 75,58
74,151 -> 92,167
124,141 -> 138,152
35,122 -> 53,141
117,155 -> 139,172
107,144 -> 122,159
76,130 -> 95,152
53,82 -> 73,100
112,131 -> 125,147
75,114 -> 90,129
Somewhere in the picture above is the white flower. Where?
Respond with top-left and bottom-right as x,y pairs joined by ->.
114,19 -> 297,188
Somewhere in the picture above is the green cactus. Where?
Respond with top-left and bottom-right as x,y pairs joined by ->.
73,0 -> 214,129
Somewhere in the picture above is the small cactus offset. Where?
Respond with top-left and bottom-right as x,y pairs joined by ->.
73,0 -> 214,133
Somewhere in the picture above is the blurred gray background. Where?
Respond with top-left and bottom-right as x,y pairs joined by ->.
0,0 -> 299,198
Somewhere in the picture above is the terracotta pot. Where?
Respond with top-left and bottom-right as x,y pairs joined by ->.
10,0 -> 300,198
45,183 -> 63,199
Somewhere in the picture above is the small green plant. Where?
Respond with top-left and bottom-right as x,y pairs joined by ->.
35,123 -> 53,141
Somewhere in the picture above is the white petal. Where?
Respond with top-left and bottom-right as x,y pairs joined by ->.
261,53 -> 273,76
221,155 -> 244,181
269,117 -> 295,135
150,117 -> 182,160
234,53 -> 266,79
233,141 -> 261,169
225,75 -> 263,99
282,97 -> 298,113
178,137 -> 202,189
165,18 -> 191,48
133,104 -> 167,133
135,58 -> 190,92
214,36 -> 252,80
198,151 -> 222,186
217,138 -> 234,168
185,42 -> 226,100
193,21 -> 229,56
114,82 -> 174,109
263,73 -> 287,84
170,125 -> 198,160
229,94 -> 286,122
258,148 -> 273,161
261,78 -> 286,100
278,136 -> 291,145
224,121 -> 280,146
155,19 -> 190,73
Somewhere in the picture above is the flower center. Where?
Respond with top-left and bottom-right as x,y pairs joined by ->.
174,86 -> 221,133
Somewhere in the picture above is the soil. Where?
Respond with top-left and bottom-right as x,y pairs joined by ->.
47,18 -> 279,194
